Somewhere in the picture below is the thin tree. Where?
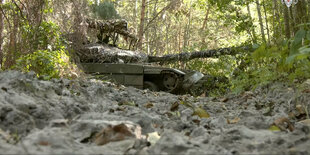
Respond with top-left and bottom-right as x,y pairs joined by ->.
283,5 -> 291,39
201,5 -> 211,48
0,0 -> 3,68
246,2 -> 257,44
5,14 -> 18,69
272,0 -> 281,41
289,6 -> 296,34
262,0 -> 270,45
295,0 -> 307,27
256,0 -> 267,44
137,0 -> 146,50
183,0 -> 193,50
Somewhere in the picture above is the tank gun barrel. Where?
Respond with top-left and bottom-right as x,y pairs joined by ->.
148,46 -> 253,64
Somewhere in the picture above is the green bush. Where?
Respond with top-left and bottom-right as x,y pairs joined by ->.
230,33 -> 310,94
21,21 -> 64,53
15,49 -> 72,80
183,37 -> 310,95
15,20 -> 81,80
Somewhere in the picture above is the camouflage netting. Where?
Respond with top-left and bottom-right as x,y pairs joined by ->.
79,43 -> 148,63
86,18 -> 137,43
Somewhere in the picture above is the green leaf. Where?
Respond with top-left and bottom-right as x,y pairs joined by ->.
295,54 -> 309,60
269,125 -> 281,131
193,107 -> 210,118
299,46 -> 310,54
294,29 -> 306,45
286,55 -> 297,64
290,29 -> 306,55
307,31 -> 310,41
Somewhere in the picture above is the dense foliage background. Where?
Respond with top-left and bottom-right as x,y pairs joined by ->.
0,0 -> 309,95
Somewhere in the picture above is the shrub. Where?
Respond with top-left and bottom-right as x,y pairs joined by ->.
15,49 -> 77,80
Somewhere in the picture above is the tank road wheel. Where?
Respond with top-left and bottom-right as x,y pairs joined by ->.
162,72 -> 180,93
144,81 -> 159,91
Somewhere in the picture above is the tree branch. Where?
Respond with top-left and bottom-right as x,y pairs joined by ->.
142,1 -> 173,34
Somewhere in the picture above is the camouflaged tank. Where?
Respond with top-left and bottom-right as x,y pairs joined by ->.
80,44 -> 204,95
78,19 -> 205,95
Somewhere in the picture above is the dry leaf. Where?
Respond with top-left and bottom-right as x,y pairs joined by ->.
296,105 -> 306,115
298,119 -> 310,125
192,119 -> 200,125
38,141 -> 50,146
170,102 -> 179,111
152,123 -> 160,128
222,105 -> 228,111
227,117 -> 240,124
288,112 -> 296,119
0,128 -> 11,142
220,97 -> 229,102
302,89 -> 310,93
1,87 -> 8,92
94,124 -> 135,145
144,102 -> 154,108
241,91 -> 254,99
273,117 -> 294,132
116,107 -> 126,111
119,100 -> 135,106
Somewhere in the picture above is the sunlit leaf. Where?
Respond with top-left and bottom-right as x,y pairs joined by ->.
269,125 -> 281,131
193,107 -> 210,118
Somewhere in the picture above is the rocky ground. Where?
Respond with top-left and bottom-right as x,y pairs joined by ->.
0,70 -> 310,154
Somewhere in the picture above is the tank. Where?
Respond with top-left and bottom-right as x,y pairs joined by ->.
78,19 -> 205,95
81,63 -> 204,95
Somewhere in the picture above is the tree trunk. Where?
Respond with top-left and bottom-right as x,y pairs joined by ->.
133,0 -> 137,26
256,0 -> 266,44
150,0 -> 159,55
246,3 -> 257,44
183,1 -> 192,51
295,0 -> 307,28
137,0 -> 146,50
200,5 -> 211,48
0,0 -> 4,69
283,5 -> 291,39
4,11 -> 19,69
146,0 -> 150,55
262,0 -> 271,45
308,0 -> 310,22
289,7 -> 296,35
166,20 -> 170,54
142,1 -> 172,35
272,0 -> 281,41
